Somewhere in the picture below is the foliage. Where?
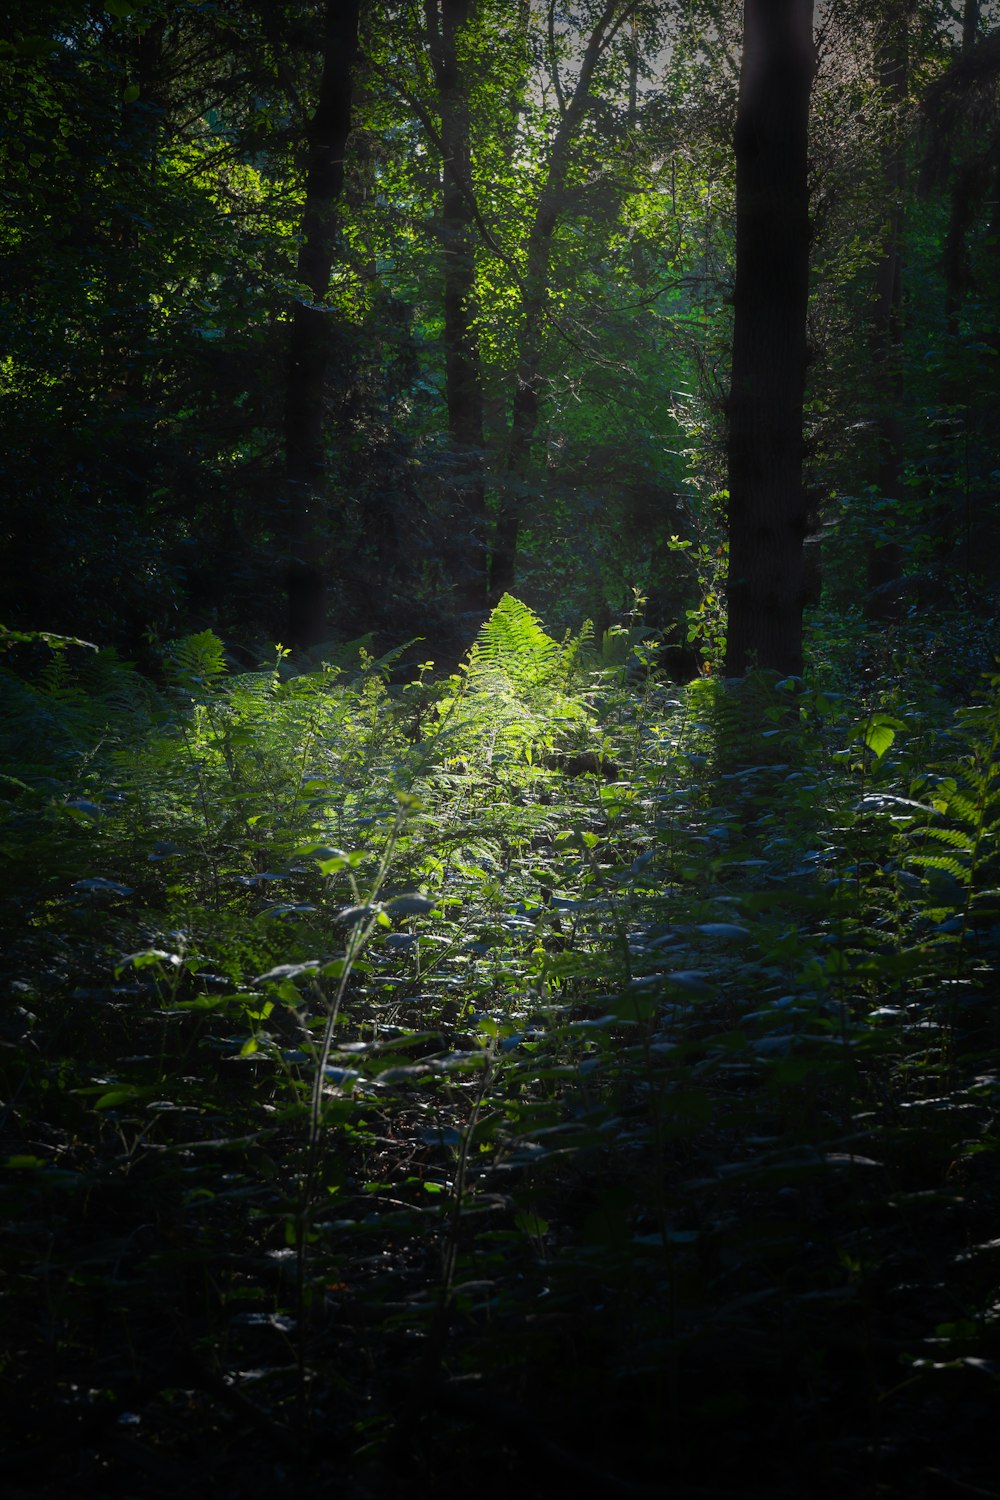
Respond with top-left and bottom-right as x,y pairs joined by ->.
2,606 -> 999,1497
3,3 -> 999,656
3,2 -> 1000,1489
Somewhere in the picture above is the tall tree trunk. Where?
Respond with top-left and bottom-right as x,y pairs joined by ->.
425,0 -> 488,623
864,1 -> 910,624
943,1 -> 981,335
489,0 -> 632,603
724,0 -> 816,677
962,0 -> 980,53
103,17 -> 165,403
100,15 -> 166,543
283,0 -> 361,652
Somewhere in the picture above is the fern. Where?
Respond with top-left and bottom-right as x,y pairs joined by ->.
162,630 -> 228,697
0,645 -> 156,785
917,825 -> 976,852
432,596 -> 594,772
907,852 -> 970,879
903,672 -> 1000,966
465,594 -> 563,698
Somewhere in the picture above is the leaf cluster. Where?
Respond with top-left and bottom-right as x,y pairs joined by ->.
2,608 -> 999,1496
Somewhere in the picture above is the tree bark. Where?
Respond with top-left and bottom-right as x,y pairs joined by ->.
283,0 -> 361,652
102,17 -> 165,403
724,0 -> 816,677
489,0 -> 632,603
425,0 -> 488,622
962,0 -> 980,54
864,1 -> 910,624
942,1 -> 982,336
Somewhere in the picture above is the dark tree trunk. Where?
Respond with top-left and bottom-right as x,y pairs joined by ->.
103,18 -> 165,402
724,0 -> 816,678
488,183 -> 558,601
99,17 -> 166,534
489,0 -> 629,603
963,0 -> 981,53
865,2 -> 910,624
943,2 -> 982,337
425,0 -> 488,623
284,0 -> 361,652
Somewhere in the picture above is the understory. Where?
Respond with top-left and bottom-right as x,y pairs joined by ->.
2,597 -> 999,1499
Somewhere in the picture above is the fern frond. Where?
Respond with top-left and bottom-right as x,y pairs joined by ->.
431,597 -> 594,773
163,631 -> 228,695
227,672 -> 277,702
915,825 -> 976,851
907,853 -> 970,880
77,649 -> 163,727
467,595 -> 561,697
945,791 -> 982,824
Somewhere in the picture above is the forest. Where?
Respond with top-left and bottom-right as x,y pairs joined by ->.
1,0 -> 999,1495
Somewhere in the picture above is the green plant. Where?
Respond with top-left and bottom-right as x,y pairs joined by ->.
2,608 -> 999,1498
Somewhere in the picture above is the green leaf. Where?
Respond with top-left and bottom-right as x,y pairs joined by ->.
94,1087 -> 144,1110
852,712 -> 906,760
337,904 -> 376,927
72,878 -> 134,896
117,948 -> 182,973
515,1212 -> 549,1237
255,962 -> 321,984
384,893 -> 438,917
665,970 -> 716,995
866,723 -> 895,759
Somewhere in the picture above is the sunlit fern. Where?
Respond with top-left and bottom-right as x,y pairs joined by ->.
434,594 -> 594,769
905,669 -> 1000,952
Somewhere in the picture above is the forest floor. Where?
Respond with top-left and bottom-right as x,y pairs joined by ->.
2,609 -> 999,1498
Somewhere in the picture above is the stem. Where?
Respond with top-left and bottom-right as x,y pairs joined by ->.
292,802 -> 411,1422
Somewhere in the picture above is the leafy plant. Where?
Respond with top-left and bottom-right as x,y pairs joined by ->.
2,609 -> 998,1499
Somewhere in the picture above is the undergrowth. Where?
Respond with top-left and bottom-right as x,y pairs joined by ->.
1,599 -> 998,1499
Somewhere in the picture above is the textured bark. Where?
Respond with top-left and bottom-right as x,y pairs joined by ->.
863,4 -> 917,621
103,19 -> 165,400
963,0 -> 981,54
943,2 -> 983,337
284,0 -> 361,651
724,0 -> 816,677
489,0 -> 630,603
865,3 -> 909,623
425,0 -> 488,621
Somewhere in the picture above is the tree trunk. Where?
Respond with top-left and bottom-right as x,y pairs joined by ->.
425,0 -> 488,623
102,17 -> 165,403
962,0 -> 980,53
943,1 -> 981,336
283,0 -> 361,652
864,1 -> 910,624
724,0 -> 816,678
489,0 -> 630,603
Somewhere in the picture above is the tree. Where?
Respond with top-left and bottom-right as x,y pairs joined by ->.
724,0 -> 817,678
489,0 -> 640,603
425,0 -> 489,622
282,0 -> 362,651
864,0 -> 912,623
923,19 -> 1000,337
366,0 -> 678,625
